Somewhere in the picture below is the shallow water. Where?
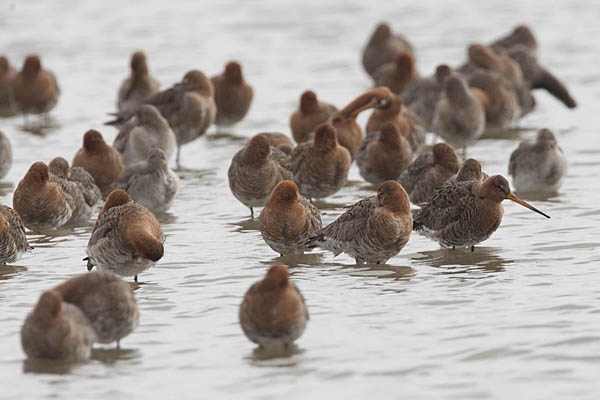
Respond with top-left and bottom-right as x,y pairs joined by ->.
1,0 -> 600,399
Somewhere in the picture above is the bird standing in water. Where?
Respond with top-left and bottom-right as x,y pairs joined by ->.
413,175 -> 550,251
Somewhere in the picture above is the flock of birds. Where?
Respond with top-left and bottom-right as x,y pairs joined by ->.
0,22 -> 574,360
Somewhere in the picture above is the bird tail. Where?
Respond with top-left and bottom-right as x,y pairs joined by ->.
304,233 -> 325,249
104,112 -> 124,126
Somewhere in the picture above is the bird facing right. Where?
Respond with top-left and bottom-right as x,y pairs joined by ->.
508,128 -> 567,193
239,264 -> 309,349
308,180 -> 412,264
413,175 -> 550,251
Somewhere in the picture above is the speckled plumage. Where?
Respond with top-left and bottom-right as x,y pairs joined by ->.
508,128 -> 567,193
0,205 -> 31,264
228,134 -> 293,215
116,51 -> 160,113
113,149 -> 179,213
239,265 -> 308,348
291,123 -> 351,199
54,271 -> 139,345
86,190 -> 164,280
414,175 -> 549,249
113,104 -> 177,167
309,181 -> 412,264
49,157 -> 102,225
21,290 -> 96,361
398,143 -> 460,205
13,162 -> 74,232
259,180 -> 322,256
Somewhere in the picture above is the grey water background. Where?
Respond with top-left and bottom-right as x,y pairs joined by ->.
1,0 -> 599,398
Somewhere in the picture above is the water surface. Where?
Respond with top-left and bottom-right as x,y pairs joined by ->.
1,1 -> 599,399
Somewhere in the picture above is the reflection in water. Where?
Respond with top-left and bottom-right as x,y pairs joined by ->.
91,347 -> 141,365
248,343 -> 304,364
0,182 -> 14,197
263,252 -> 324,267
230,217 -> 260,233
22,348 -> 141,374
205,131 -> 249,142
0,264 -> 27,281
341,263 -> 415,281
23,357 -> 80,375
480,126 -> 534,140
18,117 -> 61,136
413,246 -> 511,274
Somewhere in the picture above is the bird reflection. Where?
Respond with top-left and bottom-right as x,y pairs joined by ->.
413,246 -> 511,274
0,264 -> 27,281
341,262 -> 415,281
91,347 -> 141,365
23,357 -> 78,375
248,343 -> 304,363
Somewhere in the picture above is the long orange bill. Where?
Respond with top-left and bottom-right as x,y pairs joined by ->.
507,193 -> 551,219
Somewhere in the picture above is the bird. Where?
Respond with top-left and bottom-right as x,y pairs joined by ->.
53,270 -> 139,347
259,180 -> 322,256
461,45 -> 527,127
21,290 -> 96,361
431,75 -> 486,153
228,134 -> 293,217
239,264 -> 308,349
490,24 -> 538,56
290,123 -> 351,200
0,204 -> 31,264
116,51 -> 160,113
0,130 -> 13,179
362,22 -> 414,77
398,143 -> 460,205
372,52 -> 420,94
508,128 -> 567,193
413,174 -> 550,251
0,55 -> 17,117
112,104 -> 177,167
356,122 -> 413,185
48,156 -> 102,225
307,180 -> 412,264
329,86 -> 400,157
13,162 -> 74,232
86,189 -> 164,282
211,61 -> 253,128
503,45 -> 576,109
72,129 -> 125,197
400,64 -> 452,130
290,90 -> 337,144
447,158 -> 487,184
259,132 -> 295,154
113,149 -> 180,213
11,54 -> 60,122
365,90 -> 426,152
106,70 -> 217,166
